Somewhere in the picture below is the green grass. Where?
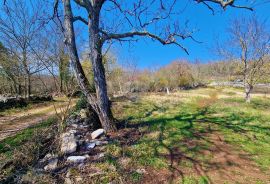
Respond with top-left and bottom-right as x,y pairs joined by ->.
109,88 -> 270,182
0,117 -> 57,156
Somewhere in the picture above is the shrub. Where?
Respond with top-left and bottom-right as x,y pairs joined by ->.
75,94 -> 88,111
196,92 -> 218,110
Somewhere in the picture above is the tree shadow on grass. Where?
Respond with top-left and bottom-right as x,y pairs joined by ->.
123,105 -> 270,183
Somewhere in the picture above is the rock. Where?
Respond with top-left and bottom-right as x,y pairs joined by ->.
136,168 -> 147,174
91,129 -> 105,139
67,156 -> 87,163
68,129 -> 77,134
96,140 -> 108,146
71,124 -> 79,129
44,153 -> 53,159
79,109 -> 88,119
86,142 -> 96,150
64,177 -> 72,184
61,132 -> 77,154
44,158 -> 58,171
78,125 -> 89,129
86,139 -> 108,147
39,153 -> 58,164
97,153 -> 105,159
66,115 -> 81,126
77,139 -> 85,146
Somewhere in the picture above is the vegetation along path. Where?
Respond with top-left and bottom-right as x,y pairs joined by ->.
0,97 -> 76,141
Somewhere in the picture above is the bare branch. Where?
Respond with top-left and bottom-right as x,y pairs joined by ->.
196,0 -> 253,11
202,2 -> 215,15
53,0 -> 65,32
73,16 -> 88,25
101,30 -> 189,54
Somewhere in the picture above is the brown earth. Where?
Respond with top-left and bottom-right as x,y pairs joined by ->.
140,132 -> 270,184
0,98 -> 76,141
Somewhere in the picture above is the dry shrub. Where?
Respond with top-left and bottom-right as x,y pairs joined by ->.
196,92 -> 218,110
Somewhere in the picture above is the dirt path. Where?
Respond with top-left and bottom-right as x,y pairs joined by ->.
202,133 -> 270,183
0,99 -> 76,141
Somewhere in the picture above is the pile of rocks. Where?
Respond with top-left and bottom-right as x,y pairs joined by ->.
39,109 -> 109,174
0,96 -> 27,110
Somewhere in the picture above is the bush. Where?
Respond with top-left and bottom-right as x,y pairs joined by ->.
75,94 -> 88,111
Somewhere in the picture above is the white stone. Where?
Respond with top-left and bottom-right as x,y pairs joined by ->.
44,158 -> 58,171
60,132 -> 77,154
86,142 -> 96,149
68,129 -> 77,134
97,153 -> 105,159
87,139 -> 108,146
67,156 -> 87,163
91,129 -> 105,139
136,168 -> 147,174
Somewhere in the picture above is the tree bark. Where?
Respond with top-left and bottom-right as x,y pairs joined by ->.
245,84 -> 253,103
88,8 -> 116,132
22,49 -> 31,99
26,73 -> 31,99
166,87 -> 170,95
62,0 -> 116,132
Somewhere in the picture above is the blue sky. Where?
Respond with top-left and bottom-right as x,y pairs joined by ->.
110,1 -> 270,69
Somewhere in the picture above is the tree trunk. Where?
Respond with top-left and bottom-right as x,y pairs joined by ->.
118,80 -> 123,94
88,9 -> 116,132
166,87 -> 170,95
18,84 -> 22,96
59,50 -> 64,93
62,0 -> 116,132
24,77 -> 27,98
26,73 -> 31,99
60,74 -> 63,93
245,85 -> 253,103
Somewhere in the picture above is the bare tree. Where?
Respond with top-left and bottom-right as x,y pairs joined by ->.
54,0 -> 253,132
219,16 -> 270,102
0,0 -> 49,98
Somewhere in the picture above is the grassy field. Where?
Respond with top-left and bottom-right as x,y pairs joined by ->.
1,87 -> 270,183
98,87 -> 270,183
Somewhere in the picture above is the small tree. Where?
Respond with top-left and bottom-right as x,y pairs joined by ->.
220,16 -> 270,102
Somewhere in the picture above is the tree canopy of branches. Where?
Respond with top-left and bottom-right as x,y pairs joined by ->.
0,0 -> 50,98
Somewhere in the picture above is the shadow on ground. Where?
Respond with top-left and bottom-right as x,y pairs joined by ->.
116,102 -> 270,183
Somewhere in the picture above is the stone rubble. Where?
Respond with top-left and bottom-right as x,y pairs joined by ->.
44,158 -> 58,171
60,132 -> 77,154
67,156 -> 88,163
37,109 -> 109,177
91,128 -> 105,139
